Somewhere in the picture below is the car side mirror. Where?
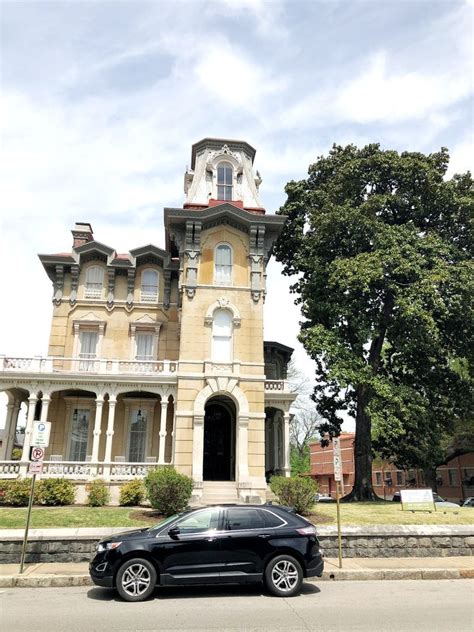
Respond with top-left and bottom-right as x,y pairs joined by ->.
168,526 -> 180,540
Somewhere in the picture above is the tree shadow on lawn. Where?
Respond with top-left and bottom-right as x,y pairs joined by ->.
87,582 -> 320,602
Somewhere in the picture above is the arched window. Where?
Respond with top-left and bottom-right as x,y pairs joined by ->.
212,309 -> 233,362
214,244 -> 232,284
85,266 -> 104,298
141,269 -> 159,302
217,162 -> 233,201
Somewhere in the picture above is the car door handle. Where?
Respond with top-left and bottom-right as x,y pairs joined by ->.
206,537 -> 216,542
258,534 -> 271,539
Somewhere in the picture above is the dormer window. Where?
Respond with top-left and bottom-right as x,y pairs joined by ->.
85,266 -> 104,299
141,269 -> 159,302
217,162 -> 233,201
215,244 -> 232,285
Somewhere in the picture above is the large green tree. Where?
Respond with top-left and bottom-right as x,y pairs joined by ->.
274,144 -> 473,500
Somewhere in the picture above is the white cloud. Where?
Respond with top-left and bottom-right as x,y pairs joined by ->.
336,50 -> 471,124
194,43 -> 286,110
448,139 -> 474,175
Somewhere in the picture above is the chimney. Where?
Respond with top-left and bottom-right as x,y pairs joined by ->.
72,222 -> 94,248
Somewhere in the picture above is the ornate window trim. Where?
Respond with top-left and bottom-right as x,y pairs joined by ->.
129,316 -> 162,361
204,297 -> 241,327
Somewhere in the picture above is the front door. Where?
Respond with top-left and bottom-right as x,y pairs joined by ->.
203,403 -> 233,481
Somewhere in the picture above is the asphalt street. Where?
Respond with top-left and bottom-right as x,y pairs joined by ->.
1,579 -> 473,632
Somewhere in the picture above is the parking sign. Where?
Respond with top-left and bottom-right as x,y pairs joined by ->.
31,421 -> 51,448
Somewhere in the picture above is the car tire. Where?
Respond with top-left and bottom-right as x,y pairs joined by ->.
116,557 -> 157,602
265,554 -> 303,597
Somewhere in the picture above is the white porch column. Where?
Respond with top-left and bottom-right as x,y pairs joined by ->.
237,414 -> 249,482
91,396 -> 104,463
192,414 -> 204,483
5,401 -> 21,460
0,401 -> 16,460
282,412 -> 291,477
40,393 -> 51,421
272,416 -> 280,470
103,396 -> 116,480
170,402 -> 176,465
158,398 -> 168,465
20,394 -> 38,473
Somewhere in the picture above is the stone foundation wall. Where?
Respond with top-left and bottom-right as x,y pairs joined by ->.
0,525 -> 472,564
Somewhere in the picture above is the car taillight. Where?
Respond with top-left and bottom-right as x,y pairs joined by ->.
297,526 -> 317,535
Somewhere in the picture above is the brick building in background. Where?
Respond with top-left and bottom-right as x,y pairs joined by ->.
310,432 -> 474,503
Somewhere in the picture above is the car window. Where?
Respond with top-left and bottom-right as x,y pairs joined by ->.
227,508 -> 265,530
175,508 -> 220,534
262,510 -> 286,528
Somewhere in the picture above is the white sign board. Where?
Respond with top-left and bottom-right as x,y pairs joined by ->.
31,421 -> 51,448
400,488 -> 435,511
29,461 -> 44,475
333,437 -> 342,482
31,447 -> 44,462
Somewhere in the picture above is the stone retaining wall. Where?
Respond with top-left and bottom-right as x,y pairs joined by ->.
317,526 -> 474,558
0,525 -> 472,564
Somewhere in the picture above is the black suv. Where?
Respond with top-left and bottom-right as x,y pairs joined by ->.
90,505 -> 324,601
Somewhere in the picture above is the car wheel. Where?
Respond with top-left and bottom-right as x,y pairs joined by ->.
116,558 -> 157,602
265,554 -> 303,597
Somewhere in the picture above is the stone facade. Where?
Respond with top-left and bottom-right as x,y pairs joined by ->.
0,138 -> 296,503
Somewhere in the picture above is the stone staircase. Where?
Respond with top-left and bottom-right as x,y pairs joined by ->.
201,481 -> 240,505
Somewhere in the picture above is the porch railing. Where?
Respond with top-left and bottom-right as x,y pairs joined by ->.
0,356 -> 178,377
0,460 -> 162,481
264,380 -> 291,392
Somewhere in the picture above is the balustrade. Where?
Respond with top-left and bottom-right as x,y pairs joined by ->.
0,355 -> 177,376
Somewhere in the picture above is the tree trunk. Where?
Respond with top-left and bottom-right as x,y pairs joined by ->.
423,466 -> 438,493
343,386 -> 380,501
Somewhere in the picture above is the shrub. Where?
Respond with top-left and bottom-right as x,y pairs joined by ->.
37,478 -> 76,506
1,478 -> 38,506
144,467 -> 193,516
86,479 -> 110,507
11,447 -> 22,460
119,480 -> 145,506
269,475 -> 318,515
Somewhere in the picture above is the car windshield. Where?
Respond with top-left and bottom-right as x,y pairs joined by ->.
148,514 -> 181,532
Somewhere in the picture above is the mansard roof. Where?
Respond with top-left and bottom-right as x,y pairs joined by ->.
191,137 -> 256,169
164,202 -> 285,231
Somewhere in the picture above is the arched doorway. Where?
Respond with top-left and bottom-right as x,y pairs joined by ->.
203,396 -> 235,481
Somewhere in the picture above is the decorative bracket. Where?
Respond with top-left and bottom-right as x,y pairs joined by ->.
70,265 -> 79,305
53,265 -> 64,306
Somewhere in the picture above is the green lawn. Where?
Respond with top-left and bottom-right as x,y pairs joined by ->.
309,501 -> 474,526
0,506 -> 159,529
0,502 -> 472,530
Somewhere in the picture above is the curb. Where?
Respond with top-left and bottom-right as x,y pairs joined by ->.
0,568 -> 470,588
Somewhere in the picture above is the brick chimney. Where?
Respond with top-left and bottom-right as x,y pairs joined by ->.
72,222 -> 93,248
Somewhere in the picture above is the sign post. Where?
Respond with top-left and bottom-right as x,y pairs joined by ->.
19,474 -> 36,574
333,437 -> 343,569
19,423 -> 50,574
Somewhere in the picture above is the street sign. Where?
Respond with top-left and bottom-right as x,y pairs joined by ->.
31,447 -> 45,461
31,421 -> 51,448
28,461 -> 43,475
333,437 -> 342,482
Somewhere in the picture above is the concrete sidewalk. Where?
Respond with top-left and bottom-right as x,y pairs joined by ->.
0,557 -> 473,588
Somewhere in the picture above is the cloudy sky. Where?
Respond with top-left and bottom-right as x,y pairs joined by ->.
0,0 -> 472,427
